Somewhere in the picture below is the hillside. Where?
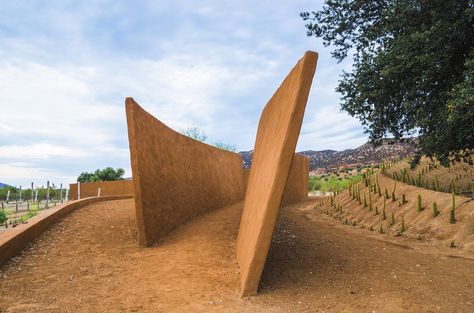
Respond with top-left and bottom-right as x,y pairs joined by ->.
383,158 -> 474,197
240,138 -> 416,172
317,172 -> 474,253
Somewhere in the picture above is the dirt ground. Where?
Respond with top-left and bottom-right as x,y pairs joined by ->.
1,198 -> 473,312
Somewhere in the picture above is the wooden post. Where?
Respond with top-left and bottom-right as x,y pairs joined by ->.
31,182 -> 34,202
46,181 -> 50,208
78,182 -> 81,200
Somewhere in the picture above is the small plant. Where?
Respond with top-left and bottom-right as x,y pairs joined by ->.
450,208 -> 456,224
432,202 -> 439,217
417,194 -> 423,212
450,241 -> 456,248
369,225 -> 374,231
401,216 -> 406,233
450,193 -> 456,224
0,209 -> 7,224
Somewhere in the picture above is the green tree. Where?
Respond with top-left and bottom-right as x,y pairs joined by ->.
213,142 -> 238,152
301,1 -> 474,165
77,167 -> 125,183
181,126 -> 208,142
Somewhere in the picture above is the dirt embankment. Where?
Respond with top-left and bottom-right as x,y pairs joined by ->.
1,199 -> 473,312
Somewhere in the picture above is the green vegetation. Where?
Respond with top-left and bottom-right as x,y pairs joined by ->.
432,202 -> 439,217
308,173 -> 363,192
450,193 -> 457,224
0,209 -> 7,224
77,167 -> 125,183
417,194 -> 423,212
180,126 -> 238,152
301,1 -> 474,165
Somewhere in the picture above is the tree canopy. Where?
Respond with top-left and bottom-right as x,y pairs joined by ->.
77,167 -> 125,183
301,0 -> 474,165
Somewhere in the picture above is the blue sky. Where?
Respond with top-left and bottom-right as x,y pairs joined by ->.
0,0 -> 367,187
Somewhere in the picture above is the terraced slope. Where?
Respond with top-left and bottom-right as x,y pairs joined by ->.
382,158 -> 474,197
321,173 -> 474,252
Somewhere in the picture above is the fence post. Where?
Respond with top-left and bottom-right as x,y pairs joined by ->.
60,183 -> 63,203
65,189 -> 69,201
31,182 -> 34,202
78,182 -> 81,200
97,187 -> 101,197
6,190 -> 10,204
46,181 -> 50,208
19,185 -> 22,202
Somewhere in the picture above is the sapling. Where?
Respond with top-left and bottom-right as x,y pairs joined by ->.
432,202 -> 439,217
375,205 -> 379,215
385,187 -> 389,199
417,194 -> 423,212
402,194 -> 407,205
401,216 -> 406,233
392,191 -> 396,202
363,192 -> 367,208
379,223 -> 384,234
382,205 -> 386,220
391,212 -> 395,226
450,193 -> 456,224
369,193 -> 372,211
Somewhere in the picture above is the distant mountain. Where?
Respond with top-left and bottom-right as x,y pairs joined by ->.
240,138 -> 416,173
0,182 -> 11,188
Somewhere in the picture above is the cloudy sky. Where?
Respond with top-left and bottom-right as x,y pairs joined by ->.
0,0 -> 367,187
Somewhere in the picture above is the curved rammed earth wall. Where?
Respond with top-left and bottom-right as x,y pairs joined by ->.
126,98 -> 245,247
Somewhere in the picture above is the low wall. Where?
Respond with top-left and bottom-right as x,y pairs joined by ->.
69,180 -> 133,200
0,195 -> 133,267
243,154 -> 309,207
126,98 -> 245,247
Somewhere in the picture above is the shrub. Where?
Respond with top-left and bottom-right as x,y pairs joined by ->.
0,209 -> 7,224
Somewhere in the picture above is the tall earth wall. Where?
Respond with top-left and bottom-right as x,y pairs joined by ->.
236,51 -> 318,296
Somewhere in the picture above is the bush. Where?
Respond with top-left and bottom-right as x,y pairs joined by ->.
0,210 -> 7,224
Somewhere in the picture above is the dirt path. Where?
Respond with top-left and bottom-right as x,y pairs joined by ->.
1,199 -> 473,312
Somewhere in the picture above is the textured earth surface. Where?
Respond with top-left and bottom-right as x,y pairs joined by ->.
1,198 -> 473,312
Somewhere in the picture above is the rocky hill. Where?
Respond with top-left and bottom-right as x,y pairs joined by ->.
240,138 -> 416,173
